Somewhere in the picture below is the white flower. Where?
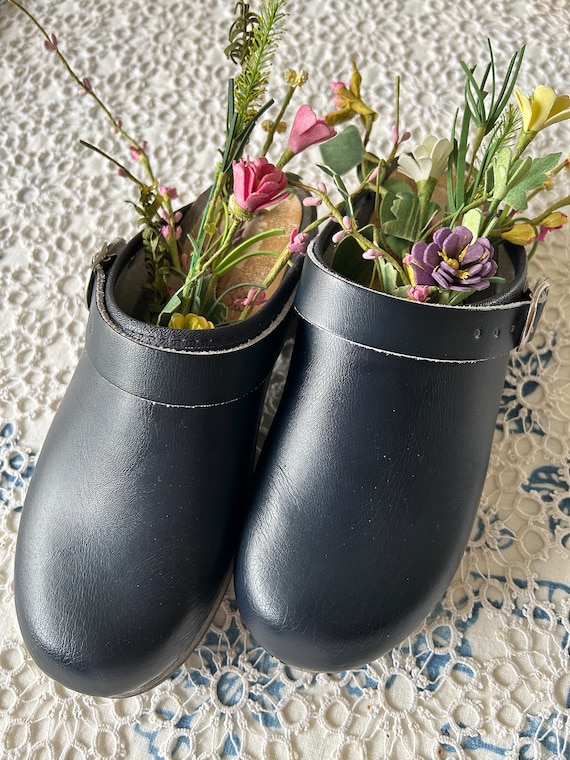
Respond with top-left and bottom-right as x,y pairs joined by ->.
397,135 -> 453,183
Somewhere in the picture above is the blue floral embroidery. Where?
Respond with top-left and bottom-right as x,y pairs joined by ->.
0,422 -> 35,511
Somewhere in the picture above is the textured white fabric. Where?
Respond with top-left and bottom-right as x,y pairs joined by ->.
1,0 -> 570,757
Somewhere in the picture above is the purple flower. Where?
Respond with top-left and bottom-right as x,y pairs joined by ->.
405,226 -> 498,292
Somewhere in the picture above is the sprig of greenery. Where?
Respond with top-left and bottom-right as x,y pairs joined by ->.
234,0 -> 287,133
225,2 -> 259,64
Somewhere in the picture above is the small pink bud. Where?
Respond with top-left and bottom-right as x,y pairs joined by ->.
332,229 -> 348,244
129,140 -> 148,161
111,118 -> 123,134
342,215 -> 352,230
175,226 -> 182,240
317,182 -> 327,193
401,131 -> 411,143
43,34 -> 58,52
173,211 -> 183,223
158,184 -> 179,199
330,81 -> 346,93
367,167 -> 379,183
116,167 -> 128,178
391,124 -> 399,145
234,287 -> 267,308
303,196 -> 322,207
78,77 -> 92,96
287,227 -> 310,255
362,249 -> 381,260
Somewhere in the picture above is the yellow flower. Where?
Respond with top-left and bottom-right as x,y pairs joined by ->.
168,312 -> 214,330
539,211 -> 568,229
500,223 -> 537,246
325,61 -> 377,126
515,86 -> 570,133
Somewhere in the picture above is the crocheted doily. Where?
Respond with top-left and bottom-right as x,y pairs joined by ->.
1,0 -> 570,757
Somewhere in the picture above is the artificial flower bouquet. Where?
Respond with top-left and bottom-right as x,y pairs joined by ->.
296,44 -> 569,307
9,0 -> 335,329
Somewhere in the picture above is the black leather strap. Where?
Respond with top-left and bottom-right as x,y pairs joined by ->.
296,248 -> 546,363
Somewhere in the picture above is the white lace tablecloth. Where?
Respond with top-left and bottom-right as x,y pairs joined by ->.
1,1 -> 570,757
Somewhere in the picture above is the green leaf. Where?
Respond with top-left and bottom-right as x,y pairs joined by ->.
319,125 -> 364,176
383,178 -> 414,195
490,146 -> 512,201
462,208 -> 484,238
381,191 -> 438,242
330,225 -> 375,286
503,152 -> 562,211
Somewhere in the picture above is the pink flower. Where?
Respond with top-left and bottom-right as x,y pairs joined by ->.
234,288 -> 267,308
158,184 -> 179,199
43,34 -> 58,52
287,105 -> 336,154
232,157 -> 289,214
330,81 -> 346,93
288,228 -> 310,255
129,140 -> 148,161
407,285 -> 431,302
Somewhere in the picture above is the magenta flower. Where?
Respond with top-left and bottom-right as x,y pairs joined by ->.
43,34 -> 58,52
407,285 -> 431,302
288,228 -> 310,255
232,157 -> 289,215
405,226 -> 497,292
234,288 -> 267,308
287,105 -> 336,154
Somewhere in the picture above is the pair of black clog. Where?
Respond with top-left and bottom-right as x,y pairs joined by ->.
14,199 -> 546,696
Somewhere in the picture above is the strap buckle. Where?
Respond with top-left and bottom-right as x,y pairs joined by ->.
516,278 -> 549,352
84,239 -> 125,309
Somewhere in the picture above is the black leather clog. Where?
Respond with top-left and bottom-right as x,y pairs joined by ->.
235,210 -> 548,672
14,197 -> 307,697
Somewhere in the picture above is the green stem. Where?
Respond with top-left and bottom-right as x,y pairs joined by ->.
262,84 -> 295,156
11,1 -> 152,171
466,125 -> 486,188
512,130 -> 537,162
288,179 -> 405,276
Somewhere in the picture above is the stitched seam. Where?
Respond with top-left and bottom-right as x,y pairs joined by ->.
295,310 -> 513,364
83,350 -> 269,407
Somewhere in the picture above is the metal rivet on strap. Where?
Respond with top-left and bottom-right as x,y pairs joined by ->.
516,278 -> 550,352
